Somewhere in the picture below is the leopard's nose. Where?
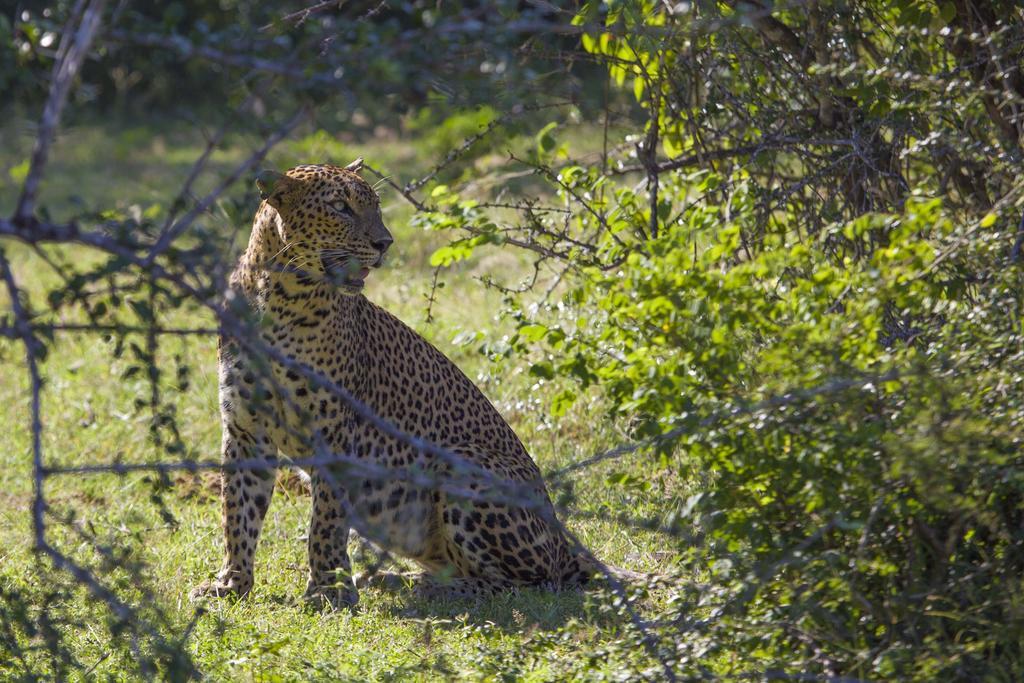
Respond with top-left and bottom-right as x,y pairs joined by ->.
372,236 -> 393,255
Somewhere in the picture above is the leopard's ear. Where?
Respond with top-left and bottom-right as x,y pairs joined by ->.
256,170 -> 304,210
344,157 -> 364,174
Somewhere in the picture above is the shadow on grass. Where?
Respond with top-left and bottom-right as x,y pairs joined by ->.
363,578 -> 629,635
238,581 -> 616,637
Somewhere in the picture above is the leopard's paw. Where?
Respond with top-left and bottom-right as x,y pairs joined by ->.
189,575 -> 252,603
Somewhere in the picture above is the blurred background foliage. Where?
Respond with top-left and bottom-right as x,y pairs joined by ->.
3,0 -> 1024,680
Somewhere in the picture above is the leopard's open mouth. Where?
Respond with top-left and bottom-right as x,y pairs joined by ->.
321,255 -> 370,288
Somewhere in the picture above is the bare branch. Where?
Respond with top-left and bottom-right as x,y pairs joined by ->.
144,108 -> 310,265
14,0 -> 107,222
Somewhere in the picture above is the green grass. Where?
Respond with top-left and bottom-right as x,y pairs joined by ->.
0,118 -> 683,680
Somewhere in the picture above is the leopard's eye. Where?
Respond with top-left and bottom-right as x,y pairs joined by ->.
331,200 -> 353,216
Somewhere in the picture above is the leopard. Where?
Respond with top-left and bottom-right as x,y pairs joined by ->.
189,160 -> 600,609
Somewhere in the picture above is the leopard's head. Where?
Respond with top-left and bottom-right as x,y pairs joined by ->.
256,160 -> 393,293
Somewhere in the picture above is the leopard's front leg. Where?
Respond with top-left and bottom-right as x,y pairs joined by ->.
303,468 -> 358,609
191,425 -> 277,601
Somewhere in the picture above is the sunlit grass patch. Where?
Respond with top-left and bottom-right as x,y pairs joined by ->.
0,119 -> 682,678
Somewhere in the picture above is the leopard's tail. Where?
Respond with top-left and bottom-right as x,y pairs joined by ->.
562,552 -> 655,587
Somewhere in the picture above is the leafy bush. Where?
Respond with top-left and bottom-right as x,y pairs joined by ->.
418,1 -> 1024,677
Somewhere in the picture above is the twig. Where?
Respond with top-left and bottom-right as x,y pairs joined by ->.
144,108 -> 309,265
362,163 -> 428,212
404,102 -> 572,195
152,95 -> 256,247
261,0 -> 348,31
14,0 -> 107,222
611,136 -> 855,176
423,266 -> 441,324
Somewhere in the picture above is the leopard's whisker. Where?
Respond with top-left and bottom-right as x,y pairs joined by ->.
270,240 -> 312,262
282,253 -> 317,275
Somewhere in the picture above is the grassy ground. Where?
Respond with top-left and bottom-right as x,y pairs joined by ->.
0,119 -> 683,680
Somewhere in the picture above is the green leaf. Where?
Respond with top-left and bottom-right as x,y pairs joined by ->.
551,389 -> 576,417
529,361 -> 555,380
429,241 -> 475,267
8,159 -> 30,184
536,122 -> 558,155
571,2 -> 597,27
938,2 -> 957,24
518,324 -> 548,342
663,133 -> 685,158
